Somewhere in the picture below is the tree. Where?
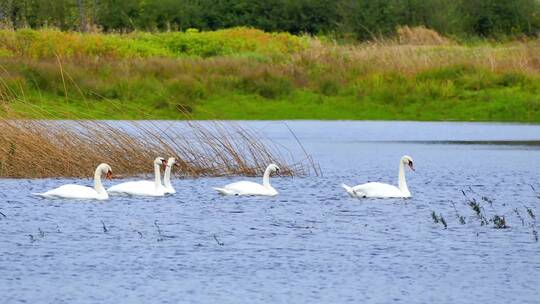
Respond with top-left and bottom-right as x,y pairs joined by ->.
1,0 -> 538,39
77,0 -> 87,31
460,0 -> 540,37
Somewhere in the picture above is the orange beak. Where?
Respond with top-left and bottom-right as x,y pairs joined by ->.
106,170 -> 113,181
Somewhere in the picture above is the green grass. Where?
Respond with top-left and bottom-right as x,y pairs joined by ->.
192,85 -> 540,121
1,28 -> 539,122
6,74 -> 538,122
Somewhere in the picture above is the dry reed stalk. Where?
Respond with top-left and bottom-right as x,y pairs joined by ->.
0,119 -> 317,178
396,26 -> 453,46
296,36 -> 540,76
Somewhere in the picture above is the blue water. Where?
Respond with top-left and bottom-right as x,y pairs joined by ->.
1,121 -> 540,303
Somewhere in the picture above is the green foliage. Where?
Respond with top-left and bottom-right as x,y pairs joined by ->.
0,28 -> 306,59
238,72 -> 293,99
317,77 -> 340,96
165,76 -> 207,112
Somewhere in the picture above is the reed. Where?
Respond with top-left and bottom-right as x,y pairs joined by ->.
526,207 -> 536,220
491,215 -> 509,229
451,201 -> 466,225
431,211 -> 447,229
514,208 -> 525,226
0,118 -> 316,178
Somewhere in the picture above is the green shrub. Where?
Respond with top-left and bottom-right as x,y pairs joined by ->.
317,78 -> 340,96
166,76 -> 207,111
20,63 -> 62,94
416,65 -> 478,81
496,72 -> 529,87
0,28 -> 307,59
458,71 -> 497,91
239,73 -> 293,99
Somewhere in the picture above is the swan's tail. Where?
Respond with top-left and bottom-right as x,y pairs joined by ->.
341,184 -> 355,197
33,192 -> 53,199
213,187 -> 235,196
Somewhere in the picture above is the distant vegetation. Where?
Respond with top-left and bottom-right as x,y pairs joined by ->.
1,27 -> 539,122
1,0 -> 539,40
1,1 -> 540,122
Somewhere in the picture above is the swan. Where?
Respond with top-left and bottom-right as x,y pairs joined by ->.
214,164 -> 280,196
34,163 -> 113,200
163,157 -> 178,194
342,155 -> 415,198
108,157 -> 167,196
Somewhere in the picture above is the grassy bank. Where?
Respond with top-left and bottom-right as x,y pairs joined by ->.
1,28 -> 539,122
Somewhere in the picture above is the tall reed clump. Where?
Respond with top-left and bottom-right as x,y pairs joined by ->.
0,119 -> 317,178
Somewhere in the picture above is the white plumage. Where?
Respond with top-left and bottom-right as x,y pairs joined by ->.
214,164 -> 280,196
342,155 -> 415,198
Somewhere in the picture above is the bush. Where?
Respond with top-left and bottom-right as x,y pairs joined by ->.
166,76 -> 207,111
496,72 -> 529,87
415,65 -> 478,82
0,28 -> 307,59
317,78 -> 340,96
239,71 -> 293,99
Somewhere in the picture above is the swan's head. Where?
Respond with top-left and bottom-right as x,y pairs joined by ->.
167,157 -> 178,167
98,163 -> 113,180
267,163 -> 280,174
401,155 -> 414,171
154,157 -> 167,166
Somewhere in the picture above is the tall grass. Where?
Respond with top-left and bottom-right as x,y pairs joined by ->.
0,118 -> 317,178
0,27 -> 539,122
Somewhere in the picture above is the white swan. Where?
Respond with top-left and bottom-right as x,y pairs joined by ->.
35,163 -> 113,200
342,155 -> 415,198
163,157 -> 178,194
108,157 -> 167,197
214,164 -> 280,196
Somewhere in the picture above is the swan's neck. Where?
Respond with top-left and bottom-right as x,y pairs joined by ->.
154,163 -> 162,190
398,161 -> 410,196
163,165 -> 172,189
93,167 -> 107,196
262,167 -> 272,188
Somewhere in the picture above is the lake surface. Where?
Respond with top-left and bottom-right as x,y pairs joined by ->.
1,121 -> 540,303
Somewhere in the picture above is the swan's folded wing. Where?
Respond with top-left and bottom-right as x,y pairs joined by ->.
351,182 -> 403,198
213,187 -> 236,195
108,180 -> 158,195
37,184 -> 98,199
218,181 -> 269,196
